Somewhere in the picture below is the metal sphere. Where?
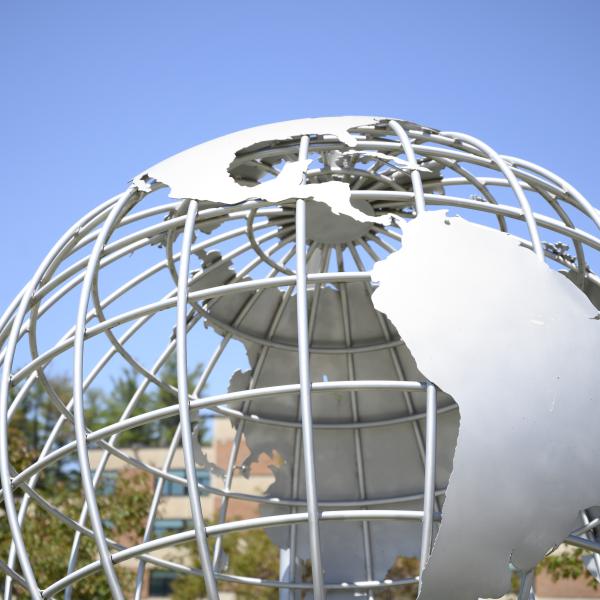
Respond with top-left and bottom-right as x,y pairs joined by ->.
1,117 -> 599,600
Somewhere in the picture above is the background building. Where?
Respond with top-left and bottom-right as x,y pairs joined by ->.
88,416 -> 275,598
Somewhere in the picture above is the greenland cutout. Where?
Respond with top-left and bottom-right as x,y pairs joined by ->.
371,211 -> 600,600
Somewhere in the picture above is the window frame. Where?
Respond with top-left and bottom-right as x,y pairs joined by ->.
160,468 -> 210,496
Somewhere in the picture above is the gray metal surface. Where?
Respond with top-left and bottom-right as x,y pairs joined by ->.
0,116 -> 599,599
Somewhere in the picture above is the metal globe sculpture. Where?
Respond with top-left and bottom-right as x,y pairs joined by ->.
1,116 -> 600,600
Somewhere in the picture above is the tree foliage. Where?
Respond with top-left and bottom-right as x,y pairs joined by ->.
170,527 -> 280,600
88,356 -> 210,447
0,419 -> 152,598
374,556 -> 419,600
0,359 -> 207,598
539,546 -> 599,590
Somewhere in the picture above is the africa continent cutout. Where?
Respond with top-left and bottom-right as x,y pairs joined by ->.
371,211 -> 600,600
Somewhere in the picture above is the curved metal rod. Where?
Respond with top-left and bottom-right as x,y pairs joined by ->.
295,134 -> 325,599
133,334 -> 230,600
1,211 -> 271,370
7,380 -> 426,494
43,509 -> 433,598
566,534 -> 600,553
308,166 -> 406,193
15,459 -> 447,513
4,380 -> 429,505
7,256 -> 204,592
432,156 -> 508,232
287,243 -> 331,594
11,273 -> 387,384
65,308 -> 210,599
352,191 -> 600,252
389,120 -> 426,214
336,245 -> 374,595
72,186 -> 139,599
12,165 -> 592,366
176,198 -> 219,599
245,207 -> 295,275
439,131 -> 544,259
8,184 -> 599,388
184,227 -> 299,329
29,208 -> 276,324
505,155 -> 600,232
211,397 -> 458,429
226,132 -> 597,225
0,191 -> 125,599
211,243 -> 302,568
347,242 -> 443,519
419,383 -> 437,590
4,195 -> 147,597
0,193 -> 119,345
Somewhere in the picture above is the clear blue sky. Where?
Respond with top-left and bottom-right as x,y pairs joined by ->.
1,0 -> 599,310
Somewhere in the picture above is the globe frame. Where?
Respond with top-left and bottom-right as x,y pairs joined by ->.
1,117 -> 600,600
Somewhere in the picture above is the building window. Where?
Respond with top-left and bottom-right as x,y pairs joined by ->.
149,570 -> 177,596
153,519 -> 191,538
160,469 -> 210,496
102,519 -> 115,532
91,470 -> 118,496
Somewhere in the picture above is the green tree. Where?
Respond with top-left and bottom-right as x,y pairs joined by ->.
88,357 -> 210,447
0,373 -> 154,598
17,472 -> 150,598
87,365 -> 155,447
18,374 -> 71,452
9,374 -> 74,479
0,419 -> 152,598
539,546 -> 599,590
152,355 -> 210,447
170,527 -> 280,600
